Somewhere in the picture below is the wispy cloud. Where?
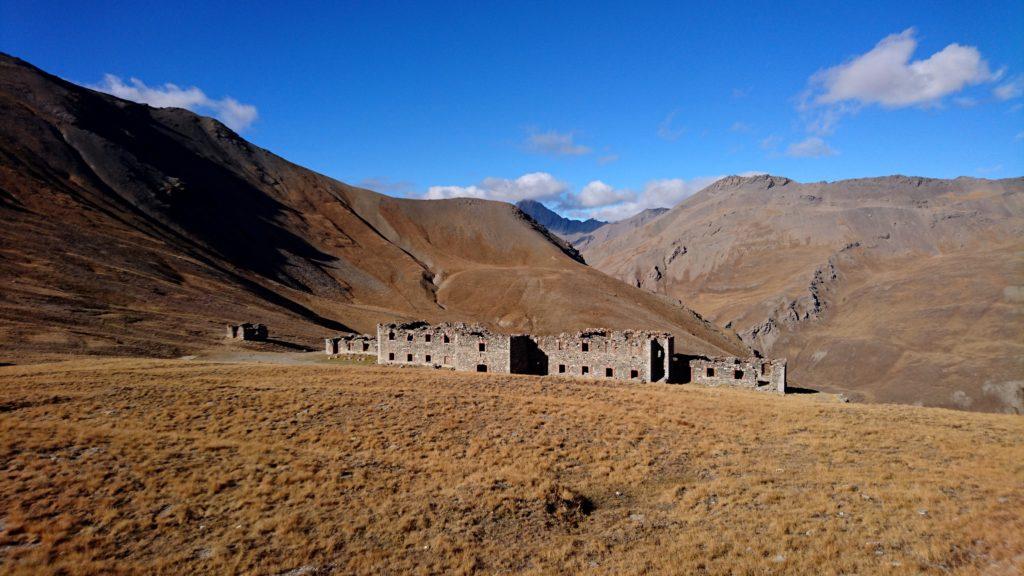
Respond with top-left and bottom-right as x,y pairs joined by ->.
657,109 -> 686,141
994,75 -> 1024,101
730,121 -> 753,133
89,74 -> 258,131
785,137 -> 837,158
523,129 -> 591,156
760,134 -> 782,151
597,153 -> 620,165
357,177 -> 415,196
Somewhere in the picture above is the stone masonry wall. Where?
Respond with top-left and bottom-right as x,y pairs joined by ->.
535,330 -> 673,383
325,334 -> 378,356
688,357 -> 786,393
226,323 -> 267,341
376,322 -> 462,369
370,322 -> 784,393
452,329 -> 512,374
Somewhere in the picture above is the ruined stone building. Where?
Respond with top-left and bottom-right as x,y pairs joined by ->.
375,322 -> 674,383
533,330 -> 673,382
687,357 -> 786,393
376,322 -> 514,373
226,322 -> 267,341
371,321 -> 785,392
325,334 -> 377,356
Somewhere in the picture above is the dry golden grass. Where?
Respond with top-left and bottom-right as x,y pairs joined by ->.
0,358 -> 1021,575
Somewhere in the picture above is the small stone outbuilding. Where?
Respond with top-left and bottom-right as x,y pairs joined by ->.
688,356 -> 786,393
325,334 -> 377,356
226,322 -> 267,341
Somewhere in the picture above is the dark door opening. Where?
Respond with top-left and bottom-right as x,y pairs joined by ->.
476,364 -> 488,372
650,340 -> 666,382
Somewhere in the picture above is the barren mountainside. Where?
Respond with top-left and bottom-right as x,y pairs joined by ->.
0,54 -> 746,359
515,199 -> 607,237
569,207 -> 670,251
581,174 -> 1024,412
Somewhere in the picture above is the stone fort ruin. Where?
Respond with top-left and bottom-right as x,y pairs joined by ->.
226,322 -> 267,341
366,321 -> 785,392
325,333 -> 377,356
687,356 -> 786,393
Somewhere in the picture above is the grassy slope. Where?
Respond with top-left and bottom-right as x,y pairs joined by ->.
1,358 -> 1021,575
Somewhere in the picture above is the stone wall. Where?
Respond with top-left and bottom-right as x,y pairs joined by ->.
535,330 -> 673,383
376,322 -> 462,369
226,322 -> 267,341
370,322 -> 784,393
325,334 -> 378,356
688,357 -> 786,393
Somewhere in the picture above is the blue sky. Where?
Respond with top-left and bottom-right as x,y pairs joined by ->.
3,0 -> 1022,220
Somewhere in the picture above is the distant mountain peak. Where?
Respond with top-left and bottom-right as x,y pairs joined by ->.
515,200 -> 607,236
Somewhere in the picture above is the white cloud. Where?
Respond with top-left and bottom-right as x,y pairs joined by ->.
657,109 -> 686,141
730,121 -> 753,133
577,176 -> 722,221
426,173 -> 742,222
567,180 -> 636,208
524,129 -> 591,156
785,137 -> 837,158
424,172 -> 568,203
809,28 -> 998,109
90,74 -> 258,131
994,76 -> 1024,100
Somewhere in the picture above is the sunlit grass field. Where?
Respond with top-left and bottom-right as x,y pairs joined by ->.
1,358 -> 1021,574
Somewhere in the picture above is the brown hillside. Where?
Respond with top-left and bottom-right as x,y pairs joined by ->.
1,358 -> 1021,574
580,174 -> 1024,413
0,54 -> 745,359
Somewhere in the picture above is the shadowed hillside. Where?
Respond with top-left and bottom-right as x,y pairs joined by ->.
0,54 -> 746,359
580,174 -> 1024,413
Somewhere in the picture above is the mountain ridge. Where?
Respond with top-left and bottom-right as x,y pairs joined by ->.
0,53 -> 747,359
579,172 -> 1024,413
515,199 -> 607,236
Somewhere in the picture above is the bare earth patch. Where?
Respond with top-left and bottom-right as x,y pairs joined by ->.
0,358 -> 1021,574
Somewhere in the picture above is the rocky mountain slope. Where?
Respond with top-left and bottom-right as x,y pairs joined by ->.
580,174 -> 1024,412
569,207 -> 669,251
515,199 -> 606,236
0,54 -> 746,359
